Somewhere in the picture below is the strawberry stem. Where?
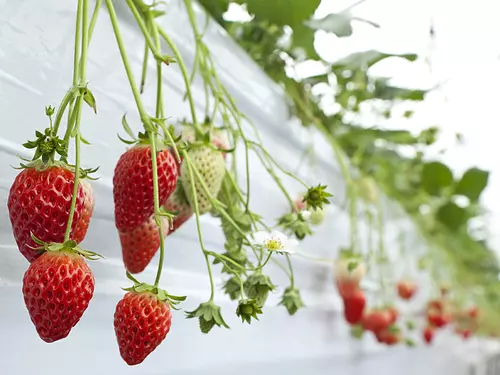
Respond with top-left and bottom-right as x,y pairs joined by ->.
65,0 -> 90,242
285,254 -> 295,287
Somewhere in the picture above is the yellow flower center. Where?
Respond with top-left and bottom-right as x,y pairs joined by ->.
266,239 -> 283,251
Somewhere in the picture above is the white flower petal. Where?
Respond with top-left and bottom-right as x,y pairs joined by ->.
252,231 -> 269,245
300,210 -> 311,220
269,230 -> 287,244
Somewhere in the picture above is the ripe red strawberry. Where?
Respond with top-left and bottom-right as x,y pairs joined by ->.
343,290 -> 366,325
336,280 -> 359,299
72,179 -> 94,243
164,181 -> 193,235
8,165 -> 89,262
376,328 -> 401,346
386,306 -> 399,325
423,326 -> 434,344
113,145 -> 178,232
114,291 -> 172,366
119,215 -> 169,274
397,279 -> 417,300
22,251 -> 94,342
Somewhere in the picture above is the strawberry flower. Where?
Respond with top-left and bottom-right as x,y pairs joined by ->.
252,230 -> 298,254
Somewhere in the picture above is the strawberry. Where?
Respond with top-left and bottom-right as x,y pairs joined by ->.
386,306 -> 399,325
336,280 -> 359,299
467,306 -> 479,319
397,279 -> 417,300
113,145 -> 178,232
343,290 -> 366,325
376,328 -> 400,346
423,326 -> 434,344
22,250 -> 94,342
181,126 -> 229,158
180,146 -> 225,214
8,165 -> 90,262
119,215 -> 169,274
72,179 -> 95,243
114,291 -> 172,366
334,258 -> 365,299
362,310 -> 391,333
164,181 -> 193,234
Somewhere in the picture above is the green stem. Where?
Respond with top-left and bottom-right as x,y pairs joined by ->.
256,252 -> 272,270
148,15 -> 163,118
140,40 -> 150,94
285,254 -> 295,287
185,155 -> 215,301
157,27 -> 200,134
64,0 -> 89,241
105,0 -> 151,125
125,0 -> 165,61
150,132 -> 166,287
88,0 -> 102,43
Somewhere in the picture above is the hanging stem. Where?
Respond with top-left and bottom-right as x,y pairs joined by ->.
64,0 -> 90,242
285,254 -> 295,287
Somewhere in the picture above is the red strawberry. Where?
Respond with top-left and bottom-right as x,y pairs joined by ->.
114,291 -> 172,366
397,279 -> 417,300
376,328 -> 401,345
336,280 -> 359,299
113,145 -> 178,232
386,306 -> 399,325
163,179 -> 193,235
362,310 -> 391,333
467,306 -> 479,319
119,215 -> 169,274
343,290 -> 366,325
72,179 -> 94,243
423,326 -> 434,344
427,311 -> 449,328
8,165 -> 89,262
22,251 -> 94,342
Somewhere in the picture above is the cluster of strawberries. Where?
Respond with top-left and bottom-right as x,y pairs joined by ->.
335,259 -> 481,347
8,162 -> 96,343
7,126 -> 228,366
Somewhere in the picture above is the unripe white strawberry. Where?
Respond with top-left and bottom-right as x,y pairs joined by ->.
334,258 -> 366,284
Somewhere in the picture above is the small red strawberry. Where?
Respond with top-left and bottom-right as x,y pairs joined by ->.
397,279 -> 417,300
113,145 -> 178,232
8,164 -> 89,262
343,290 -> 366,325
386,306 -> 399,325
114,291 -> 172,366
119,215 -> 169,274
336,280 -> 359,299
22,250 -> 95,342
423,326 -> 434,344
376,328 -> 401,346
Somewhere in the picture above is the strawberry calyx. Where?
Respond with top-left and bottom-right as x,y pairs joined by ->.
279,286 -> 305,315
21,127 -> 68,165
29,233 -> 103,260
302,184 -> 333,211
277,212 -> 313,240
123,271 -> 186,309
236,299 -> 263,324
185,301 -> 230,334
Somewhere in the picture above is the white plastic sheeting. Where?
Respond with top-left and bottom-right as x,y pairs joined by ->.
0,1 -> 498,374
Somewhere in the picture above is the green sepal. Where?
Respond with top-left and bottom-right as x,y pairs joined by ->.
277,212 -> 313,240
279,286 -> 305,315
185,301 -> 230,334
387,324 -> 400,334
21,128 -> 68,165
244,272 -> 275,307
350,324 -> 365,339
302,184 -> 333,211
223,276 -> 242,301
406,320 -> 416,330
28,233 -> 103,260
79,85 -> 97,114
123,271 -> 187,309
404,338 -> 416,347
236,299 -> 263,324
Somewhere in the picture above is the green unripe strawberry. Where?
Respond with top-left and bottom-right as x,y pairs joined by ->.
181,146 -> 225,215
309,208 -> 325,225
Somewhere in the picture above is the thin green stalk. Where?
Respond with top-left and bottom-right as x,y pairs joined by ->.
88,0 -> 102,43
157,28 -> 199,132
271,257 -> 291,278
150,131 -> 166,287
256,252 -> 272,270
53,87 -> 79,138
140,40 -> 150,94
125,0 -> 164,61
105,0 -> 150,124
148,15 -> 163,118
64,0 -> 89,241
285,254 -> 294,287
185,154 -> 215,301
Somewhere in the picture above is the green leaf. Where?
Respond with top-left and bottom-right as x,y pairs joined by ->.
455,168 -> 489,202
373,78 -> 426,101
421,162 -> 453,196
245,0 -> 321,27
291,24 -> 319,60
332,50 -> 417,70
304,12 -> 379,38
436,201 -> 467,231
